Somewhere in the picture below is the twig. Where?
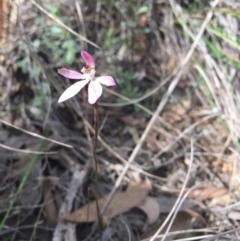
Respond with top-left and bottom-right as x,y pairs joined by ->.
156,138 -> 195,241
200,227 -> 240,241
73,0 -> 87,49
0,143 -> 56,154
52,166 -> 89,241
0,118 -> 72,149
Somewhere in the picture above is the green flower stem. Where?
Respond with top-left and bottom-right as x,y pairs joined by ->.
93,102 -> 103,236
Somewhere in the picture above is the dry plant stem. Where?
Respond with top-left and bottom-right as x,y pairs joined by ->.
0,117 -> 72,149
53,166 -> 88,241
93,102 -> 103,237
101,0 -> 219,218
73,0 -> 87,48
156,138 -> 195,241
0,143 -> 56,154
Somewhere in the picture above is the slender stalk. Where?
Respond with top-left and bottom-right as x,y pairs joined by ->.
93,102 -> 103,237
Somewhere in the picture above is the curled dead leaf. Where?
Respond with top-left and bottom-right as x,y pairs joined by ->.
137,197 -> 160,225
141,209 -> 205,241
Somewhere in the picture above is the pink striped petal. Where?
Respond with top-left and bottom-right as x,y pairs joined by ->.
58,80 -> 89,103
88,81 -> 103,104
58,68 -> 83,79
95,76 -> 116,86
81,51 -> 95,68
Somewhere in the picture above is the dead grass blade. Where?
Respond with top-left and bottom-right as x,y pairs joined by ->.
0,119 -> 72,148
0,143 -> 56,154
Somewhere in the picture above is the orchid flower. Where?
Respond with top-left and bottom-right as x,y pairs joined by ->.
58,51 -> 116,104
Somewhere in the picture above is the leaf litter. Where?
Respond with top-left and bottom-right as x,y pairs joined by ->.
1,0 -> 240,240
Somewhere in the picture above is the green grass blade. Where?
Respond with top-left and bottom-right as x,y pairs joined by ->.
0,131 -> 49,231
207,26 -> 240,51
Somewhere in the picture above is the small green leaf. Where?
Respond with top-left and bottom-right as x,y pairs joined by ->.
32,39 -> 41,50
50,26 -> 64,35
65,48 -> 75,64
137,5 -> 148,14
47,4 -> 59,16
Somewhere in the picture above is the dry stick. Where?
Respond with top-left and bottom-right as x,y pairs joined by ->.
100,0 -> 220,219
156,138 -> 195,241
141,228 -> 218,241
201,227 -> 240,241
73,0 -> 87,49
0,143 -> 56,154
93,103 -> 103,238
53,166 -> 89,241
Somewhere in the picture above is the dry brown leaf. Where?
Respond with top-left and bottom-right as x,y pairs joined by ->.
137,197 -> 160,225
62,180 -> 151,223
43,179 -> 58,227
141,209 -> 205,241
185,187 -> 228,200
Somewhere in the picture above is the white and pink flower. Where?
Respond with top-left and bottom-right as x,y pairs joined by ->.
58,51 -> 116,104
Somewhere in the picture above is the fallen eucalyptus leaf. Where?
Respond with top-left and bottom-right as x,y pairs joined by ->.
62,180 -> 151,223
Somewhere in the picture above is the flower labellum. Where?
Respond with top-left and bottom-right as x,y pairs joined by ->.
58,51 -> 116,104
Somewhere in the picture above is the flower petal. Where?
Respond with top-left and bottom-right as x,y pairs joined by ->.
95,76 -> 116,86
81,51 -> 95,68
58,68 -> 83,79
58,80 -> 89,103
88,81 -> 103,104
